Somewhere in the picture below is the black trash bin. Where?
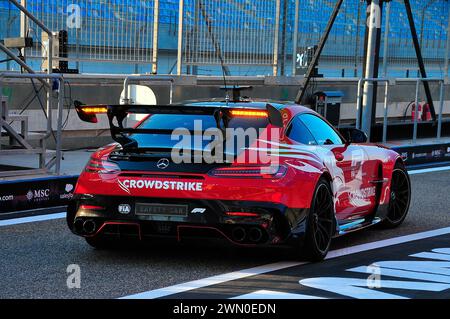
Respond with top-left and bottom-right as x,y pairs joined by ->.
313,91 -> 344,126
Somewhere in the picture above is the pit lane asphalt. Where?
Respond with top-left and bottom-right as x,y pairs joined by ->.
0,170 -> 449,299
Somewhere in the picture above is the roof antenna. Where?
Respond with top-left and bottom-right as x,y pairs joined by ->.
198,0 -> 230,104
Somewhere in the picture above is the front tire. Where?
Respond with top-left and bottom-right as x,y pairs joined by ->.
380,163 -> 411,228
300,177 -> 335,261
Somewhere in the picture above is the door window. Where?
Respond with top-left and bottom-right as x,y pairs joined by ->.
299,114 -> 344,145
286,116 -> 317,145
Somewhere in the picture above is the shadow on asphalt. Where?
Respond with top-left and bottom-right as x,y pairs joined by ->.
83,238 -> 292,263
77,228 -> 378,265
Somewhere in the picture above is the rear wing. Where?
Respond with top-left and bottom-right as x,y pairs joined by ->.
74,101 -> 283,149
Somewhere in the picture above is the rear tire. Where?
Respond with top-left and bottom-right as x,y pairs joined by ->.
379,162 -> 411,228
299,177 -> 335,262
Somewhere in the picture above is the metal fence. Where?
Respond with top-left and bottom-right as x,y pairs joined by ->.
0,0 -> 159,72
32,0 -> 157,65
384,0 -> 449,76
292,0 -> 367,77
291,0 -> 450,78
178,0 -> 280,75
0,0 -> 449,77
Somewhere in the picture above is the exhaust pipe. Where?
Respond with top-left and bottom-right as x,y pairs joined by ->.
73,219 -> 84,234
83,219 -> 97,234
249,227 -> 263,243
231,227 -> 246,242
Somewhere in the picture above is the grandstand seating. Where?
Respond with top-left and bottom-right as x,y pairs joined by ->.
0,0 -> 447,40
0,1 -> 443,32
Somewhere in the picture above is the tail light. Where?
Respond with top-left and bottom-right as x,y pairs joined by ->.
85,156 -> 120,174
208,165 -> 287,179
79,205 -> 105,210
225,212 -> 260,217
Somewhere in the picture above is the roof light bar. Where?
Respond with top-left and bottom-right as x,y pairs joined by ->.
230,109 -> 268,118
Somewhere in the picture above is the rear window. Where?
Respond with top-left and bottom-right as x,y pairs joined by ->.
138,114 -> 217,130
131,114 -> 270,151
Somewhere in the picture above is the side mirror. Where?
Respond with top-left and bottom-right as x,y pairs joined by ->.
340,128 -> 368,144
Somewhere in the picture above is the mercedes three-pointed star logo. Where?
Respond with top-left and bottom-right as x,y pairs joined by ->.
156,158 -> 170,170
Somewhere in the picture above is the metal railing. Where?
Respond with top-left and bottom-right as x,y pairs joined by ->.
6,0 -> 53,75
356,78 -> 391,143
0,72 -> 64,175
356,77 -> 446,144
401,78 -> 446,143
0,42 -> 50,89
121,75 -> 175,105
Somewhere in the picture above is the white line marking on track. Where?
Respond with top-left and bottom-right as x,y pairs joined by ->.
231,290 -> 324,299
326,227 -> 450,259
121,261 -> 306,299
121,226 -> 450,299
408,166 -> 450,175
0,212 -> 66,227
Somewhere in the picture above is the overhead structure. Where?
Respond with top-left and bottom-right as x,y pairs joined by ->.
403,0 -> 436,120
295,0 -> 344,104
360,0 -> 384,141
295,0 -> 437,141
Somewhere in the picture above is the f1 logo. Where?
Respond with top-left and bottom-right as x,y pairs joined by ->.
191,208 -> 206,214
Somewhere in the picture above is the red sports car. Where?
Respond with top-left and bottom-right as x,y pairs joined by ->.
67,99 -> 411,261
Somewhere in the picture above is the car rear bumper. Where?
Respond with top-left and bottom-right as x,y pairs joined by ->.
67,194 -> 309,246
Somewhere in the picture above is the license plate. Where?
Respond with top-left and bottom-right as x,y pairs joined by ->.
135,203 -> 188,217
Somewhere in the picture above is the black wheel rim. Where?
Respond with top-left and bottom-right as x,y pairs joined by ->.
312,184 -> 334,253
388,169 -> 410,223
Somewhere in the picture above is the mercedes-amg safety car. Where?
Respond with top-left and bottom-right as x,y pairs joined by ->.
67,97 -> 411,260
